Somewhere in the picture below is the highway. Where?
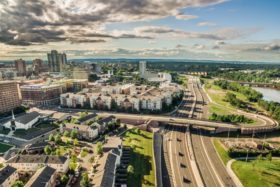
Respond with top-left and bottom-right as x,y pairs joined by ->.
164,124 -> 197,187
190,76 -> 236,187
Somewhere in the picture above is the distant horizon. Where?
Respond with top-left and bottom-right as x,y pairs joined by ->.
0,58 -> 280,65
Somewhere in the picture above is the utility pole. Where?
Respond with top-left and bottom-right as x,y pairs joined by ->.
246,149 -> 249,162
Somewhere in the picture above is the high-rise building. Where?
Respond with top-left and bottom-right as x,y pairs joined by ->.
0,81 -> 22,113
47,50 -> 67,72
32,59 -> 43,74
15,59 -> 26,76
139,61 -> 147,78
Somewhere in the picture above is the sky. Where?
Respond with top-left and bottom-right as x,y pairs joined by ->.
0,0 -> 279,62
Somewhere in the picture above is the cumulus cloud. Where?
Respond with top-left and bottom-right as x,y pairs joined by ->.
0,0 -> 226,45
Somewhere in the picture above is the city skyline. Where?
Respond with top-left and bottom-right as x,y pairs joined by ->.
0,0 -> 280,62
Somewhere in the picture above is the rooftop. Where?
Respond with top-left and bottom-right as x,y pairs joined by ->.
0,165 -> 17,184
7,155 -> 68,165
14,112 -> 40,125
78,113 -> 97,123
100,153 -> 117,187
25,166 -> 56,187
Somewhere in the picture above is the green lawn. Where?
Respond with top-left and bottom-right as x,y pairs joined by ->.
0,142 -> 13,153
212,139 -> 232,165
232,159 -> 280,187
123,129 -> 155,187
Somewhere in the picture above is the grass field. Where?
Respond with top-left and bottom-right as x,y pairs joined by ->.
232,159 -> 280,187
123,129 -> 155,187
205,82 -> 259,125
0,142 -> 13,153
212,139 -> 231,165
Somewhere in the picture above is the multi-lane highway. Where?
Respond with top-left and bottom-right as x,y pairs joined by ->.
190,76 -> 236,187
164,124 -> 197,187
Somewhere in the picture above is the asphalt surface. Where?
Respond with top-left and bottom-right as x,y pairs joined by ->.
190,77 -> 236,187
164,124 -> 197,187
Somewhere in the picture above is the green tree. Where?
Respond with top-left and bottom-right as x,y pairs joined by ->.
127,165 -> 134,175
96,142 -> 103,155
73,138 -> 79,146
70,129 -> 78,139
48,133 -> 55,141
89,156 -> 95,163
12,180 -> 24,187
54,134 -> 62,144
60,174 -> 69,184
44,145 -> 52,155
63,130 -> 70,137
80,172 -> 90,187
136,128 -> 140,134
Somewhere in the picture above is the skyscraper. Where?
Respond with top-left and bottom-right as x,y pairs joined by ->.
139,61 -> 147,78
15,59 -> 26,76
47,50 -> 67,72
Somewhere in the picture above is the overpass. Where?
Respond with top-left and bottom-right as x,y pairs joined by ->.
97,112 -> 278,134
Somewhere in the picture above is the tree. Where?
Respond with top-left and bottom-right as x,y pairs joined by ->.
60,174 -> 69,184
70,129 -> 78,139
44,145 -> 52,155
48,133 -> 55,141
54,134 -> 62,144
127,165 -> 134,175
63,130 -> 70,137
12,180 -> 24,187
80,172 -> 90,187
96,142 -> 103,155
56,148 -> 62,156
89,156 -> 95,163
136,128 -> 140,134
266,152 -> 272,162
73,138 -> 79,146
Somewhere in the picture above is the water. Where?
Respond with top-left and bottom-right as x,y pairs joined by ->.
253,87 -> 280,103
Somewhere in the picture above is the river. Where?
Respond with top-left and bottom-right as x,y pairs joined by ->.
253,87 -> 280,103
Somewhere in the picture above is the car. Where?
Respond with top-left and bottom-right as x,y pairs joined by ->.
183,177 -> 191,183
180,163 -> 187,168
179,152 -> 184,157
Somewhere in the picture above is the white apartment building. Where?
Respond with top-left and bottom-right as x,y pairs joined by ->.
60,93 -> 87,108
141,96 -> 162,110
90,94 -> 112,110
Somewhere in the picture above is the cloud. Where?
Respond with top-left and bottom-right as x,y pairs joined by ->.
197,22 -> 216,27
0,0 -> 226,46
193,44 -> 206,50
264,44 -> 280,51
175,13 -> 198,20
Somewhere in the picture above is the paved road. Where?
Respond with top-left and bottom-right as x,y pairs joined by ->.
164,124 -> 197,187
190,77 -> 236,187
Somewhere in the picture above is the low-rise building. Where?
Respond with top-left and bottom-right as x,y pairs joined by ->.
0,166 -> 18,187
6,155 -> 69,173
25,166 -> 57,187
20,84 -> 63,106
60,123 -> 99,140
93,116 -> 116,134
3,112 -> 41,130
90,93 -> 112,110
77,113 -> 97,125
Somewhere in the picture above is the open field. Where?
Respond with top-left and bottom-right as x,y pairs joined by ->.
212,139 -> 231,165
232,159 -> 280,187
123,129 -> 155,187
0,142 -> 13,153
205,82 -> 260,125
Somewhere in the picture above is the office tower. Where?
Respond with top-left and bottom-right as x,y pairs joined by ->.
47,50 -> 67,72
139,61 -> 147,78
73,67 -> 89,80
15,59 -> 26,76
0,81 -> 21,113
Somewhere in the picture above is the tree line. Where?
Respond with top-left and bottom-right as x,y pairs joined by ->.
209,113 -> 254,124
